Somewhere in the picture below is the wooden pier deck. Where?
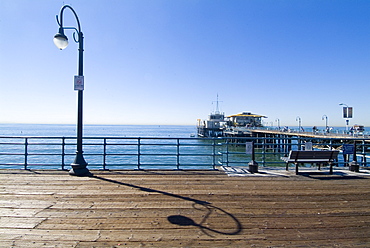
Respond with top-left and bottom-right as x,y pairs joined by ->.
1,169 -> 370,247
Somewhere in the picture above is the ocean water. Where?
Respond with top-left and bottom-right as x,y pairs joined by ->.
0,124 -> 197,138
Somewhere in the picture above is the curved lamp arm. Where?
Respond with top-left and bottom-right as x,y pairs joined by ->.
53,5 -> 82,49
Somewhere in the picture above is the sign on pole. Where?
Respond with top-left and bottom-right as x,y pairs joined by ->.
246,142 -> 253,155
305,142 -> 312,151
74,75 -> 84,91
347,107 -> 353,118
342,107 -> 353,119
343,144 -> 354,155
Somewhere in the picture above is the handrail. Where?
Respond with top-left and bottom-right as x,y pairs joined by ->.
0,136 -> 369,170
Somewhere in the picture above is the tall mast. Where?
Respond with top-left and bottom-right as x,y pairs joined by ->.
213,94 -> 221,115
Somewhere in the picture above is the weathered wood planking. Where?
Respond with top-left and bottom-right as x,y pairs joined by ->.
0,169 -> 370,247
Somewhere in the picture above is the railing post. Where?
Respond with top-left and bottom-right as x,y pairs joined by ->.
284,135 -> 289,155
212,138 -> 216,170
103,138 -> 107,170
176,139 -> 180,170
225,139 -> 229,166
137,138 -> 141,170
262,137 -> 266,167
361,139 -> 365,167
61,137 -> 66,170
24,138 -> 28,170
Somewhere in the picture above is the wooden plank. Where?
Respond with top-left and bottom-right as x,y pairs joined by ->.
0,217 -> 46,229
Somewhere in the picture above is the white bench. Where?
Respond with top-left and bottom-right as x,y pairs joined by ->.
281,150 -> 339,175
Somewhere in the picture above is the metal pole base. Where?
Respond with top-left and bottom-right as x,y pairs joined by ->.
349,161 -> 360,172
69,152 -> 91,176
248,160 -> 258,173
69,166 -> 91,176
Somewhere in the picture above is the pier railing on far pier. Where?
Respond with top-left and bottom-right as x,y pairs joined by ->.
0,136 -> 369,170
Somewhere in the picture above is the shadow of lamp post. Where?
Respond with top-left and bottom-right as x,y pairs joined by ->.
53,5 -> 90,176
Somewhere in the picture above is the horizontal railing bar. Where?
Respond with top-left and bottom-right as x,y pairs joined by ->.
103,153 -> 138,156
21,142 -> 65,144
128,142 -> 220,145
0,141 -> 26,143
1,136 -> 368,140
91,143 -> 136,146
0,153 -> 26,156
0,163 -> 27,166
12,154 -> 65,156
0,163 -> 66,166
0,136 -> 76,139
90,165 -> 218,167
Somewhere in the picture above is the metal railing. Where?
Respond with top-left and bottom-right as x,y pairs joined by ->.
0,136 -> 369,170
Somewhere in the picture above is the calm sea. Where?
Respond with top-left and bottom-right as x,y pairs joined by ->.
0,124 -> 197,138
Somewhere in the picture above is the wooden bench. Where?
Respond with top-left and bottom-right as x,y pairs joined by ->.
281,150 -> 339,175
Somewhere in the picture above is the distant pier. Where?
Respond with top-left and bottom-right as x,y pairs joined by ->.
224,128 -> 368,141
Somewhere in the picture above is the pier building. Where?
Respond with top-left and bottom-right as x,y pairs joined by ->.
197,110 -> 225,137
225,112 -> 266,128
197,110 -> 266,137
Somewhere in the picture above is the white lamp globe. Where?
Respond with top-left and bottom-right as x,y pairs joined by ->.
53,33 -> 69,50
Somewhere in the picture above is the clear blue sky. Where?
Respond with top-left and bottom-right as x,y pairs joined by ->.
0,0 -> 369,127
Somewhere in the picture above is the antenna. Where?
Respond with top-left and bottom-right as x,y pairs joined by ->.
212,94 -> 223,114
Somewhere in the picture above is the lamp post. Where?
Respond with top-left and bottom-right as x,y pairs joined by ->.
322,115 -> 328,133
296,116 -> 302,132
275,118 -> 280,130
54,5 -> 90,176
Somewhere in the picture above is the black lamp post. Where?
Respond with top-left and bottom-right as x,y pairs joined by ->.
54,5 -> 90,176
